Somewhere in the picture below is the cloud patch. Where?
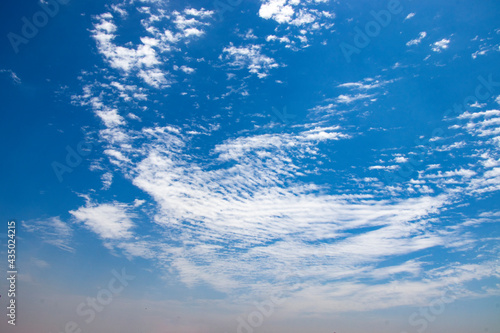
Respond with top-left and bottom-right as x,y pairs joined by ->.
70,201 -> 136,240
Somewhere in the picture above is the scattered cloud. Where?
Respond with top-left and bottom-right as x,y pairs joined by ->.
221,44 -> 279,78
432,38 -> 451,52
54,0 -> 500,314
407,32 -> 427,46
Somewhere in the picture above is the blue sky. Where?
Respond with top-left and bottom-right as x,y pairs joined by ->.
1,0 -> 500,332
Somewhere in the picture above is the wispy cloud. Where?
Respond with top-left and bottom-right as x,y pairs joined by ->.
22,217 -> 74,252
335,93 -> 376,104
0,68 -> 21,84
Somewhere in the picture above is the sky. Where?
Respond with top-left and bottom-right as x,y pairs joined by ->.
1,0 -> 500,332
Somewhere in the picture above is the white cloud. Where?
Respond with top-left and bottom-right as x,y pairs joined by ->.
337,78 -> 393,90
0,69 -> 21,84
95,108 -> 125,128
432,38 -> 451,52
427,164 -> 441,170
70,201 -> 136,240
91,13 -> 166,88
68,92 -> 500,312
330,77 -> 396,105
183,27 -> 205,37
468,167 -> 500,194
394,156 -> 408,163
335,93 -> 375,104
92,14 -> 161,73
177,65 -> 196,74
138,68 -> 170,88
242,29 -> 258,40
101,172 -> 113,190
291,9 -> 316,26
68,115 -> 460,298
66,1 -> 500,311
259,0 -> 334,28
458,109 -> 500,119
133,199 -> 146,207
183,8 -> 214,18
266,35 -> 278,42
90,7 -> 212,89
213,126 -> 348,162
369,165 -> 399,170
471,41 -> 500,59
259,0 -> 295,23
423,168 -> 477,179
117,241 -> 156,259
221,44 -> 279,78
405,12 -> 415,20
111,4 -> 127,17
406,31 -> 427,46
